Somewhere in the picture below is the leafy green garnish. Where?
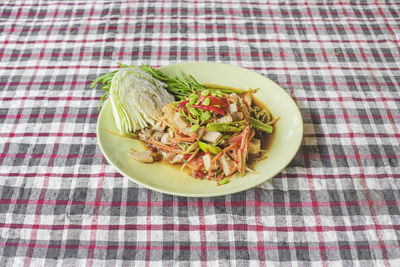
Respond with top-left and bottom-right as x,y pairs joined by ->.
140,64 -> 205,100
91,63 -> 206,109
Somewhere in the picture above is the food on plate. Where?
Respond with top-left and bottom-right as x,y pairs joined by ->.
92,64 -> 279,184
109,68 -> 174,134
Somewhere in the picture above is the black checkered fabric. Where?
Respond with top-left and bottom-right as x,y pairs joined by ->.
0,0 -> 399,266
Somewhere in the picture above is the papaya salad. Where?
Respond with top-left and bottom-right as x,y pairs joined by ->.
91,64 -> 279,185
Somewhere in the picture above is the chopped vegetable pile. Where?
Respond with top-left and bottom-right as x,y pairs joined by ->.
92,63 -> 279,184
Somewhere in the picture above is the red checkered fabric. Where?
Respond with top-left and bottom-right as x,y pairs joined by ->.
0,0 -> 399,266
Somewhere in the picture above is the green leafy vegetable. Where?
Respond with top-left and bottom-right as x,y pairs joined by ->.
108,67 -> 174,134
204,86 -> 259,94
91,63 -> 206,109
140,64 -> 205,100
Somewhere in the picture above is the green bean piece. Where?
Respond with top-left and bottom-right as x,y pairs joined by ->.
186,103 -> 201,117
189,94 -> 198,105
206,123 -> 241,132
204,87 -> 260,94
203,111 -> 212,121
202,89 -> 210,96
198,141 -> 222,155
190,125 -> 200,132
225,120 -> 245,126
249,117 -> 273,133
219,178 -> 230,185
179,110 -> 198,124
184,142 -> 199,154
204,98 -> 211,106
216,134 -> 232,145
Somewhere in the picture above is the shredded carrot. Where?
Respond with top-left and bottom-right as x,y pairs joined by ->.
186,148 -> 200,163
237,152 -> 242,173
210,151 -> 224,165
144,139 -> 185,154
240,130 -> 250,176
226,166 -> 238,177
248,129 -> 255,143
241,146 -> 248,175
239,128 -> 254,175
223,143 -> 235,153
169,136 -> 196,142
240,127 -> 249,152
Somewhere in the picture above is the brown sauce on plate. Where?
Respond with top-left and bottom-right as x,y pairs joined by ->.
251,95 -> 277,152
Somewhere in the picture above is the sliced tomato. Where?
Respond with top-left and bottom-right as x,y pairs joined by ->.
194,171 -> 205,178
197,96 -> 229,108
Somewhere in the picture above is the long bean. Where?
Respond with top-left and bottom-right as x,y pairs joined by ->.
249,117 -> 273,133
206,123 -> 241,132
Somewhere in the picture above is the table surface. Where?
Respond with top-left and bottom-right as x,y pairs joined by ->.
1,0 -> 400,266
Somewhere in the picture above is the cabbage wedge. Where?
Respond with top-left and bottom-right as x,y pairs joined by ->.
110,67 -> 174,134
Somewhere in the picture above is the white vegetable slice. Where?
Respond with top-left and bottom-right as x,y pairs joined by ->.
110,67 -> 174,134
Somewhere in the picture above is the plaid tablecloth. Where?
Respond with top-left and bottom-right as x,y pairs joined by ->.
1,0 -> 400,266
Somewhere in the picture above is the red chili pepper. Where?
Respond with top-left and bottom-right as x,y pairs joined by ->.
177,100 -> 189,107
190,104 -> 225,115
194,171 -> 205,178
153,154 -> 162,162
183,154 -> 191,160
209,96 -> 229,108
146,143 -> 158,152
